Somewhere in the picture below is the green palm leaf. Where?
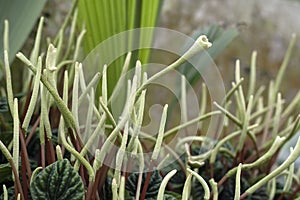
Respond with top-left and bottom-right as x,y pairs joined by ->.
77,0 -> 162,96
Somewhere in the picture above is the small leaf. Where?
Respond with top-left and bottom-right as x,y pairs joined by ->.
30,159 -> 84,200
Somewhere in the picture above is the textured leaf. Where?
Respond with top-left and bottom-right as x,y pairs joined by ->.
164,192 -> 182,200
125,193 -> 179,200
160,156 -> 186,192
0,186 -> 14,200
126,170 -> 162,198
0,97 -> 8,113
0,163 -> 13,183
30,159 -> 84,200
103,177 -> 113,200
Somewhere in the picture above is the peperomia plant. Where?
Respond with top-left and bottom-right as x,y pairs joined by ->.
1,6 -> 300,200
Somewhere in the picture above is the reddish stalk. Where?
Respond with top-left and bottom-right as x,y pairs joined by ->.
40,143 -> 45,168
98,147 -> 118,195
86,181 -> 94,200
46,138 -> 56,164
25,116 -> 40,145
68,128 -> 83,151
210,166 -> 214,179
240,192 -> 248,200
140,160 -> 155,200
49,107 -> 61,129
19,129 -> 31,197
20,129 -> 32,178
278,193 -> 286,200
61,145 -> 65,157
20,152 -> 29,199
217,175 -> 228,187
8,158 -> 25,200
14,182 -> 18,199
91,170 -> 102,199
288,184 -> 300,200
79,164 -> 87,185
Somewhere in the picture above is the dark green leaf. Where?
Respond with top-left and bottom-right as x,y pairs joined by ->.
0,163 -> 12,183
126,170 -> 162,198
30,159 -> 84,200
164,191 -> 182,200
0,186 -> 14,200
0,97 -> 8,113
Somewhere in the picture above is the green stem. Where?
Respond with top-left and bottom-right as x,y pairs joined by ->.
164,111 -> 221,139
209,179 -> 218,200
22,56 -> 42,130
188,168 -> 210,200
157,169 -> 177,200
241,134 -> 300,198
234,163 -> 242,200
4,50 -> 13,115
59,119 -> 95,181
16,53 -> 79,133
182,174 -> 192,200
136,35 -> 212,96
12,99 -> 19,178
0,140 -> 24,199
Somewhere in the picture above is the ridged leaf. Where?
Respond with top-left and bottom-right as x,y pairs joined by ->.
0,163 -> 13,183
30,159 -> 84,200
77,0 -> 162,96
126,170 -> 162,199
0,186 -> 14,200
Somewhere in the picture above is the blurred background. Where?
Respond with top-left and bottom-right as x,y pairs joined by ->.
10,0 -> 300,98
159,0 -> 300,98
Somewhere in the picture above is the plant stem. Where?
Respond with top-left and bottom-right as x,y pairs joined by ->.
0,140 -> 24,200
157,170 -> 177,200
16,53 -> 80,137
140,160 -> 155,200
241,133 -> 300,199
25,116 -> 40,145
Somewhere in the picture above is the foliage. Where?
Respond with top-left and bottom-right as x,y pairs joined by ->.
77,0 -> 162,96
0,2 -> 300,200
126,170 -> 162,199
30,159 -> 85,200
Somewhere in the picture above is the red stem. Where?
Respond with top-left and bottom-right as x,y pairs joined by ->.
19,128 -> 32,178
9,159 -> 25,200
46,138 -> 56,164
25,116 -> 40,146
140,160 -> 155,200
86,181 -> 94,200
91,170 -> 102,199
40,143 -> 45,168
240,192 -> 248,200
